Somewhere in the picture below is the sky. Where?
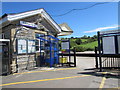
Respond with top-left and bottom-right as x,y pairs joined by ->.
1,2 -> 119,38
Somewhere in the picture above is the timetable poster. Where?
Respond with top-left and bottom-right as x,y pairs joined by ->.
28,40 -> 35,53
61,42 -> 69,50
18,39 -> 27,54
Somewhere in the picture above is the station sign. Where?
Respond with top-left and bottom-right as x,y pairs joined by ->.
20,21 -> 38,29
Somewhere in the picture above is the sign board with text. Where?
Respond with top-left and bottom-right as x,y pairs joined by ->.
61,40 -> 70,51
20,21 -> 38,29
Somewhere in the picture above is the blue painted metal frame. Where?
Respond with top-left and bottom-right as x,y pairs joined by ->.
47,35 -> 59,41
37,35 -> 59,67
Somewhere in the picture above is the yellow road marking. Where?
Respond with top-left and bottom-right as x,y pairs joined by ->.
99,77 -> 106,89
99,72 -> 107,89
0,75 -> 91,86
106,87 -> 120,90
13,68 -> 77,75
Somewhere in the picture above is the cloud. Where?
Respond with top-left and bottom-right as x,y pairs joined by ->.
84,25 -> 120,33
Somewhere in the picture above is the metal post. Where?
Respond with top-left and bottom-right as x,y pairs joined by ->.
115,35 -> 118,54
39,39 -> 42,67
74,47 -> 76,67
50,41 -> 52,68
8,41 -> 11,74
95,47 -> 98,68
69,38 -> 71,67
98,31 -> 102,72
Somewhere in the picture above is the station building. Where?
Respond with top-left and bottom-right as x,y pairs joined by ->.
0,8 -> 73,75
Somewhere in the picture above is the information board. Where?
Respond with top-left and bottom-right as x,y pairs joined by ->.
102,36 -> 115,54
61,41 -> 69,50
28,40 -> 35,53
118,36 -> 120,54
18,39 -> 27,54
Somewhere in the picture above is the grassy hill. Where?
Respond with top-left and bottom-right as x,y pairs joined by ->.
70,38 -> 98,52
61,35 -> 98,52
79,41 -> 98,49
81,39 -> 88,42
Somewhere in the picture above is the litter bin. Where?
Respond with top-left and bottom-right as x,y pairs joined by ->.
59,57 -> 67,63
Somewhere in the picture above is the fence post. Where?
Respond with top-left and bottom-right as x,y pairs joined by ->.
74,47 -> 76,67
69,38 -> 71,67
95,47 -> 98,69
98,31 -> 102,72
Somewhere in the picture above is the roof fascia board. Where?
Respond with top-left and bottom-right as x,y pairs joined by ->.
41,10 -> 61,33
0,9 -> 42,25
1,9 -> 61,33
7,9 -> 42,21
58,31 -> 72,36
60,23 -> 73,31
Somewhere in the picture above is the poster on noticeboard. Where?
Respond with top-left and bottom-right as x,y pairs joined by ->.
28,40 -> 35,53
17,39 -> 27,54
102,36 -> 116,54
61,41 -> 69,50
118,36 -> 120,54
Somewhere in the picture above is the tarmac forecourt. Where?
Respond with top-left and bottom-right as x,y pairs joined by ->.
0,75 -> 91,86
1,68 -> 119,89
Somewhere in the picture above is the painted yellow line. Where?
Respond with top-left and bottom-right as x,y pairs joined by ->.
99,72 -> 107,89
13,68 -> 77,75
99,77 -> 106,89
0,75 -> 91,86
106,87 -> 120,90
116,87 -> 120,89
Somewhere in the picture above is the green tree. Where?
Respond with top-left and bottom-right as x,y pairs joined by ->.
88,36 -> 91,38
75,38 -> 82,45
93,35 -> 97,39
81,35 -> 88,39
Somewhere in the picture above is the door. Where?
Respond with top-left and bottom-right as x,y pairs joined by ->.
0,41 -> 10,75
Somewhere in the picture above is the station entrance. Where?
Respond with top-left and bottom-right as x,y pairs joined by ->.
0,39 -> 10,75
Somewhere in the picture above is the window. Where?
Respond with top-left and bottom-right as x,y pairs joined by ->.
35,39 -> 40,52
35,33 -> 45,52
40,40 -> 44,50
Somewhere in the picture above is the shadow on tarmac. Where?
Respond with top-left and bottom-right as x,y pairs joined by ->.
77,68 -> 120,79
